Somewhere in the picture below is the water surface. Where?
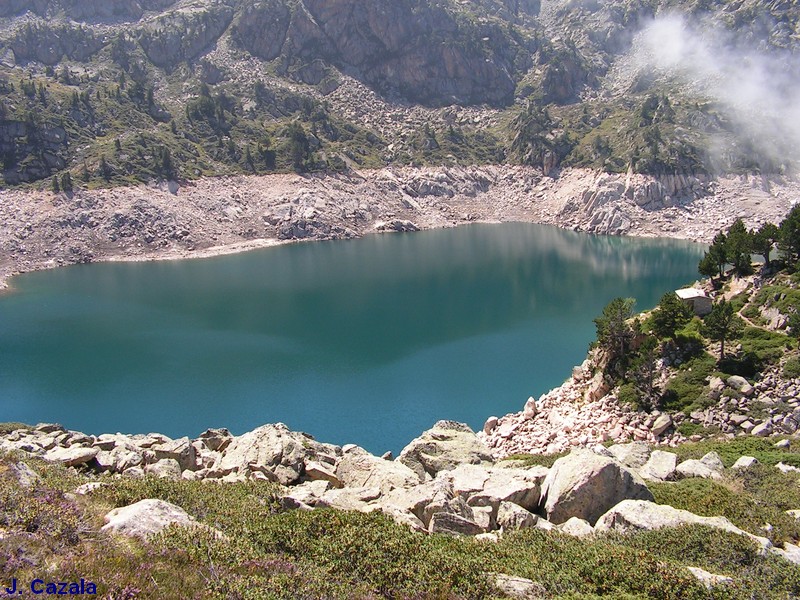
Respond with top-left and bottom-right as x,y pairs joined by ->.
0,224 -> 703,453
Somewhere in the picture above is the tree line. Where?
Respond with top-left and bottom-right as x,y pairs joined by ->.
592,204 -> 800,412
699,205 -> 800,280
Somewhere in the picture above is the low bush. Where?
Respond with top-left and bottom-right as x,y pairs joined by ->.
662,352 -> 717,412
784,356 -> 800,379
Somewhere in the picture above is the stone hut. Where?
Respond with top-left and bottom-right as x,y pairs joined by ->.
676,288 -> 712,316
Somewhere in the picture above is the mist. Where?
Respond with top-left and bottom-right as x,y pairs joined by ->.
626,13 -> 800,173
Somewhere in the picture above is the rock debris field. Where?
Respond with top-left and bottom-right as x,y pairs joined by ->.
1,167 -> 797,289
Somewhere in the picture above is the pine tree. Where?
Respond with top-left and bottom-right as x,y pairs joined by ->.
751,222 -> 779,268
60,172 -> 73,193
725,219 -> 752,275
651,292 -> 693,340
779,205 -> 800,268
629,336 -> 660,411
594,297 -> 636,377
702,299 -> 745,360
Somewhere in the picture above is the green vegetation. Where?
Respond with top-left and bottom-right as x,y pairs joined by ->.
670,436 -> 800,468
4,450 -> 800,599
784,357 -> 800,378
662,352 -> 717,412
650,465 -> 800,544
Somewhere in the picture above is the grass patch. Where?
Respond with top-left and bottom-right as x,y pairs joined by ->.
0,422 -> 32,434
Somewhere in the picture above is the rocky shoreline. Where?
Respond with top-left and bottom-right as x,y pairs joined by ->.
1,166 -> 796,290
3,419 -> 799,576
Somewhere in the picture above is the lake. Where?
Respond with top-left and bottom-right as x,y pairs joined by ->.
0,223 -> 704,454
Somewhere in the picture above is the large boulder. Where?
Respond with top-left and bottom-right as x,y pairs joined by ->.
595,500 -> 771,553
380,477 -> 473,527
398,421 -> 494,480
607,442 -> 652,469
639,450 -> 678,482
212,423 -> 337,485
44,445 -> 99,467
496,501 -> 537,531
336,448 -> 421,493
101,499 -> 197,539
466,467 -> 547,512
676,452 -> 725,480
540,449 -> 654,525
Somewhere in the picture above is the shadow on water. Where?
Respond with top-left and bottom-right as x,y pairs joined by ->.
0,224 -> 704,452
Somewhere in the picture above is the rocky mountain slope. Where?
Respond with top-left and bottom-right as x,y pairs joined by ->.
1,0 -> 799,188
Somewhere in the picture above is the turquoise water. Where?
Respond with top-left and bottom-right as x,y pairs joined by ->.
0,224 -> 704,453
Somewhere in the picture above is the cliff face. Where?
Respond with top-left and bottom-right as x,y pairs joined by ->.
0,0 -> 798,187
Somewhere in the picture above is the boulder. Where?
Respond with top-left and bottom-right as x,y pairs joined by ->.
774,542 -> 800,565
607,442 -> 652,469
428,512 -> 484,536
483,416 -> 499,435
467,467 -> 547,512
676,452 -> 724,480
316,487 -> 381,512
686,567 -> 733,590
540,449 -> 654,525
731,456 -> 759,470
651,414 -> 673,437
336,449 -> 421,494
450,464 -> 492,496
145,458 -> 182,480
304,461 -> 342,488
639,450 -> 677,481
9,462 -> 41,488
380,477 -> 472,527
493,574 -> 548,599
496,501 -> 537,531
152,437 -> 197,471
213,423 -> 333,485
595,500 -> 771,553
198,428 -> 233,452
44,445 -> 99,467
398,421 -> 494,480
751,422 -> 773,437
777,462 -> 800,474
560,517 -> 594,537
282,480 -> 330,507
101,499 -> 197,539
522,397 -> 538,419
727,376 -> 754,397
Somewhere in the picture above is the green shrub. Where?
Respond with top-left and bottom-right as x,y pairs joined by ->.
662,353 -> 717,412
784,357 -> 800,378
501,451 -> 568,468
671,436 -> 800,467
617,382 -> 640,409
650,468 -> 800,543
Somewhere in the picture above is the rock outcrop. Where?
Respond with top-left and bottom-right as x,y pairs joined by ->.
539,449 -> 654,525
398,420 -> 494,480
595,499 -> 772,553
